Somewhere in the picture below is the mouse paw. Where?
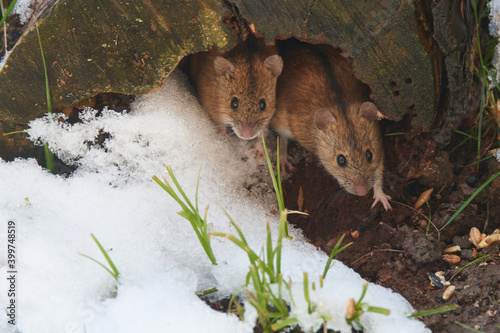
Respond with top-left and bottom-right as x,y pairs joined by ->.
371,186 -> 392,211
249,140 -> 269,162
279,154 -> 294,178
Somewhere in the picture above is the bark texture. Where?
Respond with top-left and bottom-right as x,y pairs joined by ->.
0,0 -> 234,125
0,0 -> 476,145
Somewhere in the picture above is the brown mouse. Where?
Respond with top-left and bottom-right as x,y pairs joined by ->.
189,37 -> 283,155
273,40 -> 392,210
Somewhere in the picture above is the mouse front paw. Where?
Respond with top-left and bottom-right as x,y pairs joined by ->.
250,140 -> 269,162
371,186 -> 392,211
279,154 -> 294,177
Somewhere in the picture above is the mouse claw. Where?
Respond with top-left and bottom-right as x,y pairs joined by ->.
279,155 -> 294,178
372,186 -> 392,211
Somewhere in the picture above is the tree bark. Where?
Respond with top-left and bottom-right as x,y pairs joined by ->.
0,0 -> 235,125
0,0 -> 476,145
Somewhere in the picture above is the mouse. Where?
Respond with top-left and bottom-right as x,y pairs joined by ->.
189,36 -> 283,156
273,39 -> 392,210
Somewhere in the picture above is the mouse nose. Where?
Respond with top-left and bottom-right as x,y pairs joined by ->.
352,179 -> 369,196
239,124 -> 255,140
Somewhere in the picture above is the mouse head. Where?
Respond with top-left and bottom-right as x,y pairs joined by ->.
314,102 -> 384,196
213,53 -> 283,140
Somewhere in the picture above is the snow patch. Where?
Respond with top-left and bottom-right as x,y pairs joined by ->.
13,0 -> 35,25
0,71 -> 429,332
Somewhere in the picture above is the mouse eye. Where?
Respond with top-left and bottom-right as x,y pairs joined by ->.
231,97 -> 239,110
259,99 -> 266,111
337,154 -> 347,167
366,149 -> 373,162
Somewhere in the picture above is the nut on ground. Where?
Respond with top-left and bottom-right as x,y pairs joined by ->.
442,285 -> 455,300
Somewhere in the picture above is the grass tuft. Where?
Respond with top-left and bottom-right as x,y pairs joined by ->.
79,233 -> 119,281
322,234 -> 352,279
346,283 -> 390,329
153,166 -> 217,265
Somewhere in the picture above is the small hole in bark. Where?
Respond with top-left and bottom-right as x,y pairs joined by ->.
393,90 -> 400,96
390,81 -> 397,88
405,78 -> 412,84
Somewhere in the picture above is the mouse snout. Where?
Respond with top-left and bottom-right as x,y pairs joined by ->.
238,123 -> 256,140
351,179 -> 369,197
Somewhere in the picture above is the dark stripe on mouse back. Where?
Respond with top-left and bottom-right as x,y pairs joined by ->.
245,36 -> 257,93
306,45 -> 347,115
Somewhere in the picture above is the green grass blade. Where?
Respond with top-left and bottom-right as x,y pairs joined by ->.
43,144 -> 54,174
152,175 -> 189,211
439,170 -> 500,231
366,306 -> 391,315
454,130 -> 477,140
450,254 -> 490,281
384,132 -> 408,136
36,24 -> 51,113
3,130 -> 28,136
323,234 -> 352,279
166,166 -> 197,213
409,304 -> 458,318
476,81 -> 485,173
78,253 -> 117,280
454,321 -> 486,333
448,136 -> 471,155
261,135 -> 285,212
0,0 -> 18,27
36,24 -> 55,174
90,233 -> 119,278
196,287 -> 218,297
265,221 -> 275,278
271,317 -> 298,331
275,137 -> 284,208
303,272 -> 312,314
461,154 -> 494,168
356,283 -> 369,305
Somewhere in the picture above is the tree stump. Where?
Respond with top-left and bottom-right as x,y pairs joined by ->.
0,0 -> 476,146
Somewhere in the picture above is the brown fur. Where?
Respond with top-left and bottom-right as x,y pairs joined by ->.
190,37 -> 283,140
274,40 -> 386,198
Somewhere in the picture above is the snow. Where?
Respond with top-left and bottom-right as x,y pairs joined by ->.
490,1 -> 500,83
0,71 -> 429,333
12,0 -> 35,25
0,49 -> 10,71
1,0 -> 34,69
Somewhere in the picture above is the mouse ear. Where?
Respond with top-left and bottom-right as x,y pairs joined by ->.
214,56 -> 235,76
315,108 -> 337,132
358,102 -> 383,122
263,55 -> 283,77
